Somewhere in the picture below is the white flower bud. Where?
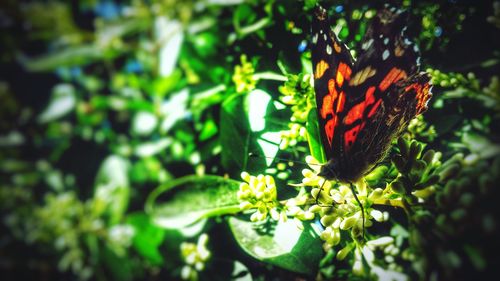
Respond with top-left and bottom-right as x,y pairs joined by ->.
181,266 -> 192,280
195,261 -> 204,271
370,209 -> 384,222
366,236 -> 394,247
362,246 -> 375,262
352,261 -> 364,276
270,208 -> 280,221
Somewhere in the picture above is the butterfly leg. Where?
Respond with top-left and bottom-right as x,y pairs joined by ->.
314,179 -> 334,207
349,182 -> 365,241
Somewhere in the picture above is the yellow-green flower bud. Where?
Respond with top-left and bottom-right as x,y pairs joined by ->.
239,202 -> 253,210
337,244 -> 354,260
320,214 -> 336,227
340,215 -> 357,230
240,172 -> 251,182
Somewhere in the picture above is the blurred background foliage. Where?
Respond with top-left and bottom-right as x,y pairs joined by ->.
0,0 -> 499,280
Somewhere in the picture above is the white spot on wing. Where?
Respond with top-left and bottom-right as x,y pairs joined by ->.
362,39 -> 373,50
312,33 -> 318,44
382,49 -> 390,60
326,44 -> 332,54
413,45 -> 419,52
323,33 -> 327,41
384,38 -> 389,45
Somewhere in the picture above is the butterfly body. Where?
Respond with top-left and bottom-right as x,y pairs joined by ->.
311,5 -> 432,183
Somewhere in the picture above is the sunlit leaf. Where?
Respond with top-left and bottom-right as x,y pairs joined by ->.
132,111 -> 158,136
245,89 -> 272,132
257,132 -> 280,166
134,138 -> 172,157
156,18 -> 183,77
228,217 -> 323,275
160,89 -> 189,133
146,175 -> 241,229
94,155 -> 130,224
38,84 -> 76,123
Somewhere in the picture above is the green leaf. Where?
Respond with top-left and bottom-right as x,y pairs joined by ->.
220,93 -> 250,171
101,243 -> 136,281
306,108 -> 326,163
94,155 -> 130,224
199,118 -> 218,141
462,131 -> 500,159
228,217 -> 323,275
22,44 -> 116,71
146,175 -> 241,229
126,213 -> 165,265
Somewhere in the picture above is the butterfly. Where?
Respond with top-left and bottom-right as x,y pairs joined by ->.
310,5 -> 432,238
311,5 -> 432,184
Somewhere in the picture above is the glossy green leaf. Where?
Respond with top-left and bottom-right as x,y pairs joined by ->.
146,175 -> 241,229
228,217 -> 323,275
306,108 -> 326,163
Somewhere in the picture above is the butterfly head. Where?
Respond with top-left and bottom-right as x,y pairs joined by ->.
318,159 -> 340,181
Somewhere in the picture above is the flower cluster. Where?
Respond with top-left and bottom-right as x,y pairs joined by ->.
426,68 -> 480,90
232,55 -> 256,93
279,123 -> 307,150
180,234 -> 211,281
279,73 -> 315,123
403,115 -> 437,142
390,138 -> 452,204
301,156 -> 390,250
348,237 -> 407,280
238,172 -> 285,222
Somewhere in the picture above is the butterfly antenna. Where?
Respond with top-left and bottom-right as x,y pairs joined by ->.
315,178 -> 325,206
349,182 -> 365,241
248,152 -> 323,167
